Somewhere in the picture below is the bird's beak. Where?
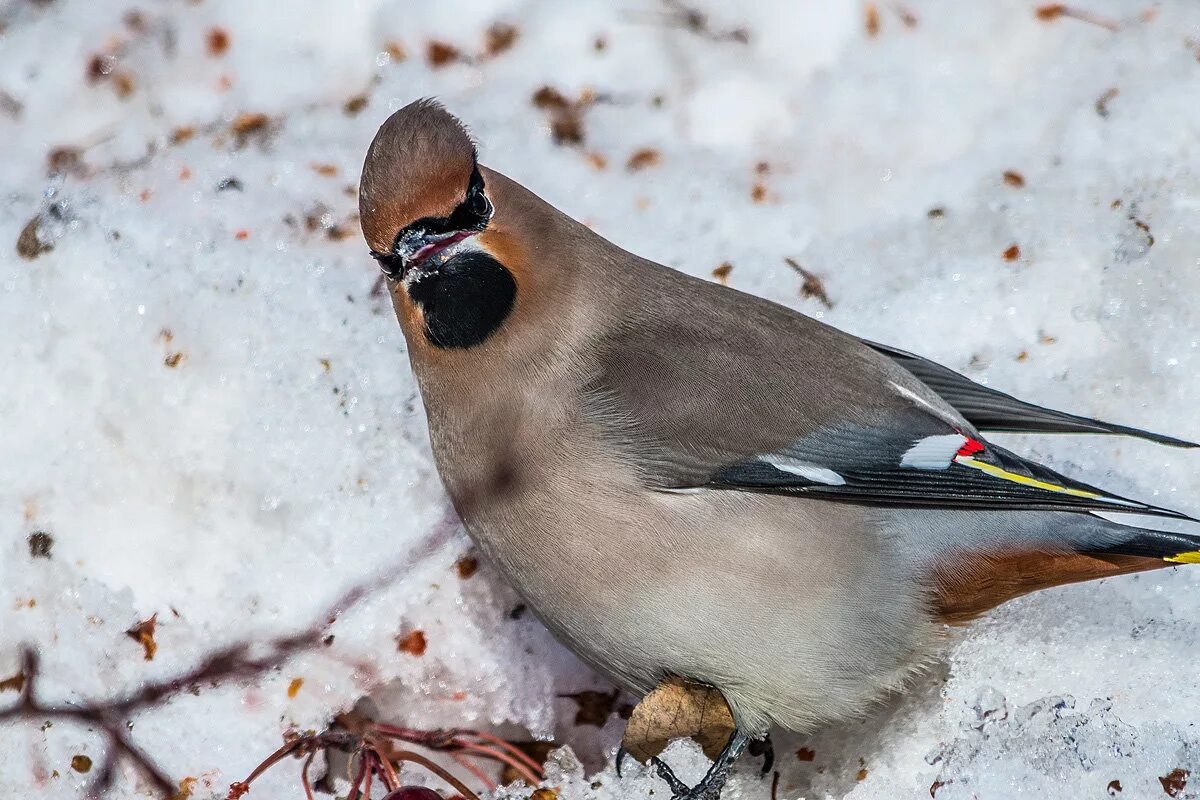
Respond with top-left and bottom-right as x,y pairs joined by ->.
375,228 -> 479,281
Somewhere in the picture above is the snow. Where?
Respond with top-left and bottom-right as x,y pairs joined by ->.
2,0 -> 1199,798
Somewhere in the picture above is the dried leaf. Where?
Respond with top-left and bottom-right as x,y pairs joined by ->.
1107,779 -> 1122,795
1160,768 -> 1188,797
1096,87 -> 1119,118
28,531 -> 52,558
230,113 -> 272,149
455,555 -> 478,579
1002,244 -> 1021,261
865,3 -> 881,37
287,677 -> 303,698
796,747 -> 815,762
561,688 -> 620,727
71,754 -> 93,773
173,776 -> 198,800
206,27 -> 230,57
784,258 -> 833,309
626,148 -> 661,171
501,741 -> 557,785
397,629 -> 427,656
126,614 -> 158,661
485,22 -> 519,56
344,95 -> 368,116
426,40 -> 461,68
711,262 -> 733,285
0,671 -> 26,693
620,675 -> 735,763
1002,170 -> 1025,188
16,216 -> 52,260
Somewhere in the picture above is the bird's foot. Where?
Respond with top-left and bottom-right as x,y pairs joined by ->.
648,729 -> 750,800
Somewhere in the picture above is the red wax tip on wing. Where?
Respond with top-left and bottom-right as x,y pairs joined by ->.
956,438 -> 985,457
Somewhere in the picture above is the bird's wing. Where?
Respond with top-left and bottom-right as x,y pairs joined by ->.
588,266 -> 1193,521
865,340 -> 1198,448
706,422 -> 1192,519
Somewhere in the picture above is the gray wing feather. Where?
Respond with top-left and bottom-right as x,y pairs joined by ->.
866,341 -> 1198,448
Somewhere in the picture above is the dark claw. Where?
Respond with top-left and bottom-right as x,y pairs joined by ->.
651,756 -> 692,795
648,729 -> 750,800
748,734 -> 775,777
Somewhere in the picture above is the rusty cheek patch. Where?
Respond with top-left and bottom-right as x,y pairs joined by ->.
360,162 -> 472,253
932,549 -> 1164,624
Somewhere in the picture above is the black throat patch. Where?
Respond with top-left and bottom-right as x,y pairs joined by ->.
406,250 -> 516,348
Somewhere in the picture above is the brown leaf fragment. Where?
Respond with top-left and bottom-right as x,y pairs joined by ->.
865,3 -> 881,37
784,257 -> 833,309
28,531 -> 52,558
396,629 -> 427,656
1095,87 -> 1119,118
426,40 -> 461,68
455,555 -> 478,579
485,22 -> 519,56
384,41 -> 407,62
620,675 -> 736,763
1160,768 -> 1188,797
857,767 -> 869,781
626,148 -> 661,171
897,5 -> 919,27
164,352 -> 184,368
562,688 -> 620,727
532,86 -> 590,145
1036,4 -> 1063,20
47,146 -> 86,178
1107,779 -> 1122,795
171,126 -> 195,145
286,677 -> 303,698
71,754 -> 93,773
206,27 -> 230,57
796,747 -> 815,762
16,216 -> 52,260
1187,38 -> 1200,63
1132,216 -> 1154,246
1034,4 -> 1119,30
500,741 -> 557,784
174,776 -> 198,800
927,207 -> 946,218
529,790 -> 557,800
659,1 -> 750,43
751,183 -> 768,203
1002,170 -> 1025,188
0,671 -> 26,693
230,113 -> 272,149
126,614 -> 158,661
711,262 -> 733,285
86,53 -> 116,84
1002,243 -> 1021,261
344,94 -> 368,116
931,779 -> 948,796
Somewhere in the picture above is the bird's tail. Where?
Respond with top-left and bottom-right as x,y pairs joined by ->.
1084,514 -> 1200,564
926,509 -> 1200,623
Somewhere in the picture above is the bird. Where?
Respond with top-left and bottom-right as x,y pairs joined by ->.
358,99 -> 1199,800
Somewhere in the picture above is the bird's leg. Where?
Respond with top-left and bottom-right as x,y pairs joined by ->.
649,729 -> 750,800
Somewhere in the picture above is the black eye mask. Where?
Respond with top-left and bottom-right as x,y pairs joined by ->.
370,165 -> 493,279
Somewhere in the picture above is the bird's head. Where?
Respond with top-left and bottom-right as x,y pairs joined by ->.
359,99 -> 517,350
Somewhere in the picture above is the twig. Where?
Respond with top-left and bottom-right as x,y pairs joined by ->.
1,511 -> 465,798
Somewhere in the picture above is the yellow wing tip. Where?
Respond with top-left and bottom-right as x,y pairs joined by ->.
1165,551 -> 1200,564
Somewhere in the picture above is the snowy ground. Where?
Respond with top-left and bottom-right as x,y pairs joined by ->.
3,0 -> 1200,798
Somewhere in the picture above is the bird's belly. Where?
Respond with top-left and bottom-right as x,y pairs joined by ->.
458,479 -> 939,735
